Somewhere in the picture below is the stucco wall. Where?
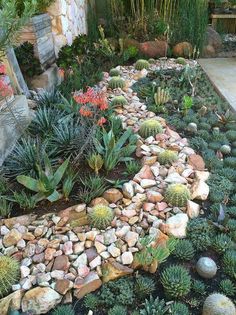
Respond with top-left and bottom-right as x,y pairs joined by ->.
47,0 -> 87,56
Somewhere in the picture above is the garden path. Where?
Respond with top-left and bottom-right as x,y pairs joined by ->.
198,58 -> 236,111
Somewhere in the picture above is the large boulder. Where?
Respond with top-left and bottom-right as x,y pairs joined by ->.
0,290 -> 24,315
202,26 -> 223,58
139,40 -> 168,58
173,42 -> 193,58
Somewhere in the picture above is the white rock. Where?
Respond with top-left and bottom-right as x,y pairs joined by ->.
115,225 -> 130,237
125,231 -> 139,247
165,172 -> 187,184
89,256 -> 101,269
94,241 -> 107,254
195,171 -> 210,182
163,213 -> 189,238
51,270 -> 65,279
108,244 -> 121,257
121,251 -> 134,265
187,200 -> 200,218
191,180 -> 209,201
75,203 -> 86,213
140,179 -> 156,188
73,253 -> 88,268
1,226 -> 10,235
20,266 -> 30,278
122,182 -> 135,199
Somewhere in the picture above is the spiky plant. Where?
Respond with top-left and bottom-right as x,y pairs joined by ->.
224,157 -> 236,168
219,279 -> 236,297
227,219 -> 236,231
216,168 -> 236,182
222,250 -> 236,279
226,130 -> 236,141
154,87 -> 170,107
134,276 -> 155,299
192,279 -> 206,295
172,239 -> 195,261
135,59 -> 150,71
78,175 -> 107,204
123,160 -> 141,176
51,305 -> 75,315
165,184 -> 191,207
109,68 -> 121,77
158,150 -> 178,165
187,218 -> 213,251
212,234 -> 234,255
139,119 -> 163,139
202,293 -> 236,315
108,305 -> 127,315
89,204 -> 114,229
169,302 -> 190,315
83,293 -> 100,310
87,153 -> 104,174
140,296 -> 169,315
0,256 -> 20,297
108,76 -> 125,89
228,206 -> 236,218
160,265 -> 191,299
111,95 -> 128,107
0,197 -> 12,217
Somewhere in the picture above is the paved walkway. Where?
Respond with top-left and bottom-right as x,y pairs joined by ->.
198,58 -> 236,111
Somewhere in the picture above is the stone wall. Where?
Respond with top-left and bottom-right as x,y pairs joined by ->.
47,0 -> 87,56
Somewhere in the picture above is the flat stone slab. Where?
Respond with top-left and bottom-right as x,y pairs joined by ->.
198,58 -> 236,111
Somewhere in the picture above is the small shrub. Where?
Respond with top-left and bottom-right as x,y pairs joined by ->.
0,256 -> 20,297
165,184 -> 191,207
89,204 -> 114,229
219,279 -> 236,297
172,239 -> 195,261
0,197 -> 12,217
134,276 -> 155,299
139,119 -> 163,139
160,265 -> 191,298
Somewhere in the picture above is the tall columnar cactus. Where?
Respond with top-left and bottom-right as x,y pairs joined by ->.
89,204 -> 114,229
165,184 -> 191,207
108,77 -> 125,90
135,59 -> 150,71
202,293 -> 236,315
158,150 -> 178,165
0,256 -> 20,297
139,119 -> 163,139
154,87 -> 170,106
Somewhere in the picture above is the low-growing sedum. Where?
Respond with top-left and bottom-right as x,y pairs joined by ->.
165,184 -> 191,207
187,218 -> 213,251
212,234 -> 234,255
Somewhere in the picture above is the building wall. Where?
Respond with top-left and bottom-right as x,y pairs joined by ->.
47,0 -> 87,56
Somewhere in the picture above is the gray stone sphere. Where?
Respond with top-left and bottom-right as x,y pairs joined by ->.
196,257 -> 217,279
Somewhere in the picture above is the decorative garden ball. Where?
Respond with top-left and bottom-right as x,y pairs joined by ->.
196,257 -> 217,279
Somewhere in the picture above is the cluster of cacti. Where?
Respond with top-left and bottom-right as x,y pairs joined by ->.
165,184 -> 191,207
138,119 -> 163,139
89,204 -> 114,229
158,150 -> 178,165
160,265 -> 191,298
154,87 -> 170,106
148,58 -> 156,64
109,68 -> 121,77
172,239 -> 195,261
134,276 -> 155,299
87,153 -> 104,174
202,293 -> 236,315
52,305 -> 75,315
0,256 -> 20,297
108,76 -> 125,89
135,59 -> 150,71
111,95 -> 128,107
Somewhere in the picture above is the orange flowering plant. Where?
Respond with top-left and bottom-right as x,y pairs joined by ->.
73,87 -> 108,126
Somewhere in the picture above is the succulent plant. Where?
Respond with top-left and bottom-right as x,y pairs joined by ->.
108,305 -> 127,315
0,256 -> 20,297
222,250 -> 236,279
224,157 -> 236,168
176,57 -> 187,65
169,302 -> 190,315
154,87 -> 170,107
52,305 -> 75,315
111,95 -> 128,107
192,279 -> 206,295
134,276 -> 155,299
108,76 -> 125,90
216,168 -> 236,182
160,265 -> 191,298
219,279 -> 236,297
140,295 -> 169,315
135,59 -> 150,71
138,119 -> 163,139
83,293 -> 100,310
187,122 -> 198,133
228,206 -> 236,218
172,239 -> 195,261
158,150 -> 178,165
212,234 -> 234,255
109,68 -> 121,77
89,204 -> 114,229
165,184 -> 191,207
220,144 -> 231,155
196,257 -> 217,279
226,130 -> 236,141
187,218 -> 213,251
202,293 -> 236,315
148,58 -> 156,64
227,219 -> 236,231
87,153 -> 104,174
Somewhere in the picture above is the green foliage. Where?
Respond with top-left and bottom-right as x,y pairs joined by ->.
216,168 -> 236,182
172,239 -> 195,261
78,175 -> 107,204
87,153 -> 104,174
228,206 -> 236,218
207,174 -> 233,203
109,68 -> 121,77
108,77 -> 125,89
187,218 -> 213,251
0,197 -> 12,217
14,0 -> 55,15
226,130 -> 236,141
158,150 -> 178,165
94,128 -> 136,172
140,295 -> 169,315
83,293 -> 100,311
135,59 -> 150,71
108,305 -> 127,315
161,265 -> 191,299
192,279 -> 206,295
134,276 -> 155,299
0,256 -> 20,297
62,167 -> 78,200
9,191 -> 37,210
189,137 -> 208,153
224,157 -> 236,168
169,302 -> 190,315
89,204 -> 114,229
165,184 -> 191,207
17,155 -> 69,203
219,279 -> 236,297
111,96 -> 128,107
0,175 -> 9,194
14,42 -> 42,77
123,160 -> 141,177
212,234 -> 234,255
222,250 -> 236,279
182,95 -> 193,115
51,305 -> 75,315
139,119 -> 163,139
154,87 -> 170,111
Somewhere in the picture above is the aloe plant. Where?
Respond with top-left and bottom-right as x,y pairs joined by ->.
16,155 -> 69,203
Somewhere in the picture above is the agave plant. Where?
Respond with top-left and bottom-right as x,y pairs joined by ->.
16,154 -> 69,203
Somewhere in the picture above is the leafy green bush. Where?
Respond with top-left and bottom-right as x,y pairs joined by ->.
172,239 -> 195,261
160,265 -> 191,298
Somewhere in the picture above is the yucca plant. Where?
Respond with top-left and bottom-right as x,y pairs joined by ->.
16,154 -> 69,203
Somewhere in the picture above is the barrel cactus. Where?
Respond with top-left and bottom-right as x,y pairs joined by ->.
89,204 -> 114,229
0,256 -> 20,297
202,293 -> 236,315
139,119 -> 163,139
111,95 -> 128,107
108,77 -> 125,90
196,257 -> 217,279
135,59 -> 150,71
109,68 -> 121,77
165,184 -> 191,207
158,150 -> 178,165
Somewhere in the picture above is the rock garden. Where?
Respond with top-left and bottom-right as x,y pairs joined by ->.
0,1 -> 236,315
